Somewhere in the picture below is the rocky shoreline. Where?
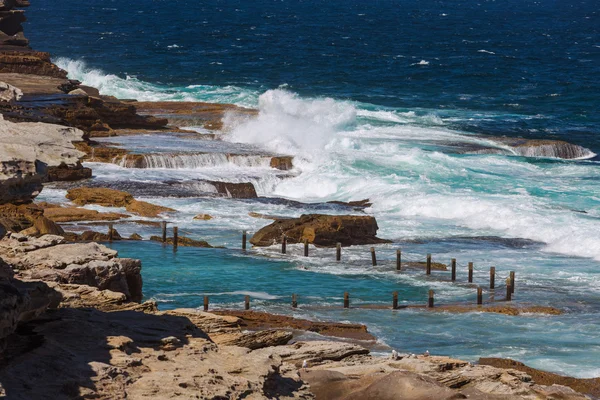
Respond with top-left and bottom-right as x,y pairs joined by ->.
1,1 -> 598,398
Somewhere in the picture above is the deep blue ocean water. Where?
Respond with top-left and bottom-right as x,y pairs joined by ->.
27,0 -> 600,152
27,0 -> 600,377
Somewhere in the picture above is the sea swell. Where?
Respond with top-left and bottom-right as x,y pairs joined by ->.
56,58 -> 600,261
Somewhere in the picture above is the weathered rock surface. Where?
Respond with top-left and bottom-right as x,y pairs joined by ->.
42,204 -> 128,222
480,358 -> 600,398
0,80 -> 21,101
62,229 -> 122,243
0,233 -> 142,301
0,306 -> 313,400
66,187 -> 175,217
214,310 -> 376,341
132,100 -> 257,131
302,354 -> 589,400
250,214 -> 390,247
47,161 -> 92,182
0,203 -> 63,235
0,114 -> 88,202
462,137 -> 596,160
217,329 -> 293,350
206,180 -> 258,198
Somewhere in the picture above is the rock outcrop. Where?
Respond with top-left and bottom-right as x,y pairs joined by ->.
0,233 -> 142,301
0,114 -> 90,202
0,80 -> 21,101
250,214 -> 390,247
0,203 -> 63,236
65,187 -> 175,217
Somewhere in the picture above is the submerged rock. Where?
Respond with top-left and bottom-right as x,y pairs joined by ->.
250,214 -> 390,247
463,137 -> 596,160
150,235 -> 213,248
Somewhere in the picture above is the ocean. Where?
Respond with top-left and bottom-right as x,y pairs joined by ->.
28,0 -> 600,377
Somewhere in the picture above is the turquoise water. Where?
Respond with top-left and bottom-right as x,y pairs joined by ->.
27,0 -> 600,377
108,240 -> 600,377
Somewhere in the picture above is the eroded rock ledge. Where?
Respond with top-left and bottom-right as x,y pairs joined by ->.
251,214 -> 391,247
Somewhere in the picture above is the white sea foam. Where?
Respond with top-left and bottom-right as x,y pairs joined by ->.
223,89 -> 356,160
50,60 -> 600,262
54,57 -> 259,106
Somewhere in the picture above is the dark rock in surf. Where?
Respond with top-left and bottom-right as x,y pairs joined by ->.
47,161 -> 92,182
206,180 -> 258,199
250,214 -> 390,247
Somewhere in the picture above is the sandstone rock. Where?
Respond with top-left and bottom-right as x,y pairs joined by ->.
68,88 -> 88,96
0,141 -> 43,204
214,310 -> 376,341
43,206 -> 128,223
46,161 -> 92,182
206,180 -> 258,198
66,187 -> 133,207
0,80 -> 21,101
255,340 -> 370,364
0,203 -> 63,236
193,213 -> 213,220
1,235 -> 142,301
150,235 -> 213,248
129,233 -> 142,240
65,187 -> 174,217
304,370 -> 462,400
78,85 -> 100,97
218,329 -> 293,350
125,199 -> 174,218
270,156 -> 294,170
117,258 -> 143,303
0,114 -> 86,168
250,214 -> 390,247
480,358 -> 600,398
63,229 -> 122,243
0,306 -> 312,399
0,115 -> 88,203
132,100 -> 257,131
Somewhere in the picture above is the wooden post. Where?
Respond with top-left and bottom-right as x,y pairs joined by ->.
108,223 -> 114,243
203,296 -> 209,311
428,289 -> 434,308
242,230 -> 247,250
244,295 -> 250,310
292,294 -> 298,308
161,221 -> 167,243
281,235 -> 286,254
451,258 -> 456,281
477,287 -> 483,305
396,249 -> 402,271
506,278 -> 512,301
304,239 -> 309,257
336,243 -> 341,261
490,267 -> 495,289
426,254 -> 432,275
468,262 -> 474,283
392,291 -> 398,310
510,271 -> 515,294
343,292 -> 350,308
173,226 -> 178,249
370,247 -> 377,266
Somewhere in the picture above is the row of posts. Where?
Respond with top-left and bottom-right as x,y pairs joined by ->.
199,281 -> 515,312
244,233 -> 515,290
109,221 -> 179,248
